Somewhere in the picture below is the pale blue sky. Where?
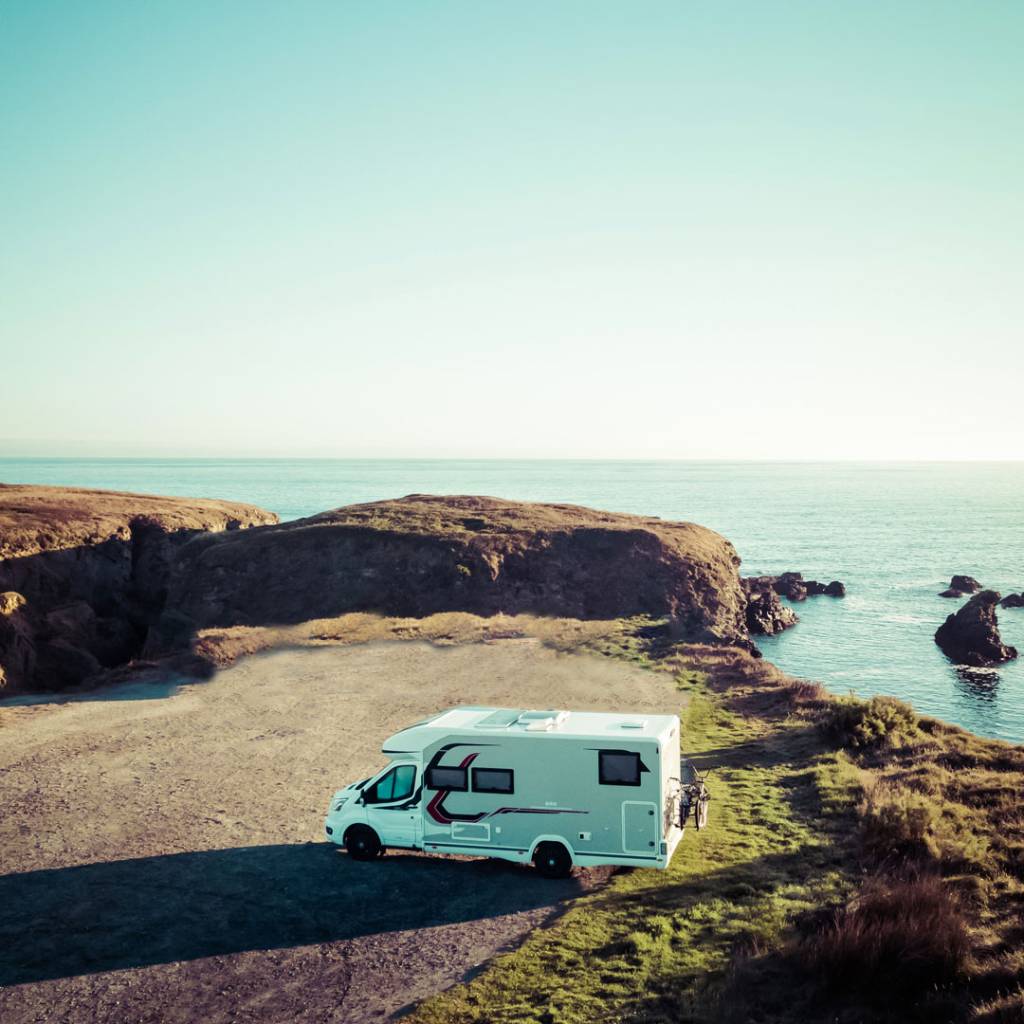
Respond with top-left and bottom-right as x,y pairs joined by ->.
2,2 -> 1021,458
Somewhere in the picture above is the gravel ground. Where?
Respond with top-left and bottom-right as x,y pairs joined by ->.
0,639 -> 680,1023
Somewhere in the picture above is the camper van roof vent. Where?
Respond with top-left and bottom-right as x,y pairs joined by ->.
517,710 -> 569,732
620,720 -> 647,729
477,709 -> 522,730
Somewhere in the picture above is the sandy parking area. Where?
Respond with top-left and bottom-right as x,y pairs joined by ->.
0,639 -> 680,1023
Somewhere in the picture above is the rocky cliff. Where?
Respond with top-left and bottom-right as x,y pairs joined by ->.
0,485 -> 277,692
152,495 -> 750,655
2,490 -> 756,694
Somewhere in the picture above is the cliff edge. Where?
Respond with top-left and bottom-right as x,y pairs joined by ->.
0,485 -> 277,692
2,489 -> 752,694
154,495 -> 749,653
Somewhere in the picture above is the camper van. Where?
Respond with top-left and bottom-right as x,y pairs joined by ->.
324,706 -> 707,877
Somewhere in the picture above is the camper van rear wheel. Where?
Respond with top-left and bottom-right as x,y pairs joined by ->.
533,842 -> 572,879
345,825 -> 382,861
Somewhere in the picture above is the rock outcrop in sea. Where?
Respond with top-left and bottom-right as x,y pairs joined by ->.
0,485 -> 277,692
934,590 -> 1018,667
1000,593 -> 1024,609
742,581 -> 799,635
742,571 -> 846,606
939,574 -> 983,598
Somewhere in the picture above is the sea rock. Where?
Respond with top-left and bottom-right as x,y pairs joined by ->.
951,574 -> 982,593
1000,593 -> 1024,609
0,485 -> 276,692
743,572 -> 845,603
934,590 -> 1018,667
939,574 -> 983,598
742,581 -> 799,635
773,572 -> 808,601
155,495 -> 751,651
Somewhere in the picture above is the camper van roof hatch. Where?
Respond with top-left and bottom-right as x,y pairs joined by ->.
477,709 -> 523,729
620,720 -> 647,729
517,709 -> 569,732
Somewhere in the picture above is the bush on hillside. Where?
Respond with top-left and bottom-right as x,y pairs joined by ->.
801,873 -> 970,999
826,695 -> 918,749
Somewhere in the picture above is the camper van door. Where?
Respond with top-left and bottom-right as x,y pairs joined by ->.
361,762 -> 421,848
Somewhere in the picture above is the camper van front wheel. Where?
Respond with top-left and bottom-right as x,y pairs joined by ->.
533,842 -> 572,879
345,825 -> 383,861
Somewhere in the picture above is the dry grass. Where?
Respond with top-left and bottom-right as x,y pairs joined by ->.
633,641 -> 1024,1022
801,872 -> 971,996
858,778 -> 991,871
190,611 -> 629,668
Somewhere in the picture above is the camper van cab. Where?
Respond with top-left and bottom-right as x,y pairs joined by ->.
324,706 -> 689,877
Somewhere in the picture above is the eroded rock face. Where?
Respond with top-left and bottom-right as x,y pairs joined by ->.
934,590 -> 1018,667
0,592 -> 33,691
0,485 -> 277,692
742,582 -> 799,635
155,495 -> 750,650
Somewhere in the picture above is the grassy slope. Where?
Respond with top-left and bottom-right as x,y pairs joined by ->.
407,634 -> 1024,1024
408,645 -> 861,1024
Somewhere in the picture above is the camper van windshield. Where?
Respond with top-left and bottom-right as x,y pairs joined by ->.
364,764 -> 416,804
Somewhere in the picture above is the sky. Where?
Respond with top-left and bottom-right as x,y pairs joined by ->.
1,1 -> 1021,459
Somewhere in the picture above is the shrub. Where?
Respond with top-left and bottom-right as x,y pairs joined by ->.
859,779 -> 991,870
860,780 -> 938,860
801,873 -> 970,998
826,695 -> 919,749
784,679 -> 826,704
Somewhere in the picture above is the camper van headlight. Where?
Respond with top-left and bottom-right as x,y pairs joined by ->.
333,798 -> 348,812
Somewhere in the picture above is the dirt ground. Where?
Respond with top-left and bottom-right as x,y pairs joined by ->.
0,639 -> 681,1023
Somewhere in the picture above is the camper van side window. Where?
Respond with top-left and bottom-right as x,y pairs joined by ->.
598,750 -> 642,786
425,766 -> 468,791
472,768 -> 514,794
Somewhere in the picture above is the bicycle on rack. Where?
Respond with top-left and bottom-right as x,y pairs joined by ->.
678,759 -> 711,832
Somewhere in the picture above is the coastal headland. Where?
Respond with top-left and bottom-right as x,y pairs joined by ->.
1,486 -> 1021,1023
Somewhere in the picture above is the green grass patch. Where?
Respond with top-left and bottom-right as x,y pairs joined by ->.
407,657 -> 859,1024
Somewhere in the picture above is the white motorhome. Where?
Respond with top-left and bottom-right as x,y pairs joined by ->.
324,706 -> 706,877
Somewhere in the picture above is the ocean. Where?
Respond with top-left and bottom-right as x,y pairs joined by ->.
3,458 -> 1022,744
